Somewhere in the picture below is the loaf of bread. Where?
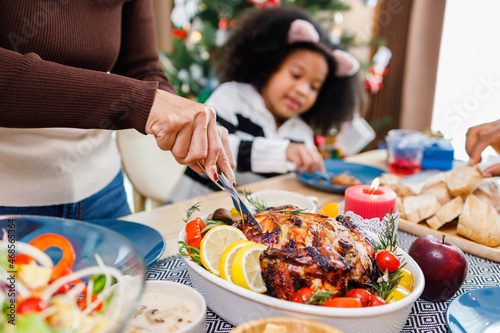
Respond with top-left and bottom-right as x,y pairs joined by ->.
426,196 -> 464,230
458,194 -> 500,247
446,165 -> 483,197
403,194 -> 441,223
473,178 -> 500,214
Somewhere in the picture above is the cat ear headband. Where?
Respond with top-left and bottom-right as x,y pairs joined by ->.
287,19 -> 360,77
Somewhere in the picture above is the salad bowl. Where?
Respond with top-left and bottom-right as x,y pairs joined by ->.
0,215 -> 146,333
178,215 -> 425,333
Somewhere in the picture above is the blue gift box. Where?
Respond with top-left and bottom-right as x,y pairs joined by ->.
422,138 -> 454,170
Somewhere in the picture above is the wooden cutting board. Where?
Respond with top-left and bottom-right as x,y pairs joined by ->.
398,218 -> 500,262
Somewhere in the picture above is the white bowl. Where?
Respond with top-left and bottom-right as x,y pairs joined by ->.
125,280 -> 206,333
231,316 -> 342,333
178,222 -> 424,333
245,190 -> 318,213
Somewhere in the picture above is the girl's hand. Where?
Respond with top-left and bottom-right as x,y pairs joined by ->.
145,90 -> 235,183
286,142 -> 325,174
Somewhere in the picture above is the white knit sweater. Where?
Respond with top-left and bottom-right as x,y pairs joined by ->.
0,127 -> 121,206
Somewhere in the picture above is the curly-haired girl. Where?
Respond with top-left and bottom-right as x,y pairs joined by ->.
171,6 -> 364,201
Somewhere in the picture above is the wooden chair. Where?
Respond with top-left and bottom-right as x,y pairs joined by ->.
116,129 -> 186,212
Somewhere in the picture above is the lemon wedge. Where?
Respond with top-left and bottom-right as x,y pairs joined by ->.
231,243 -> 268,293
399,267 -> 414,291
387,285 -> 411,303
199,225 -> 247,276
219,240 -> 255,282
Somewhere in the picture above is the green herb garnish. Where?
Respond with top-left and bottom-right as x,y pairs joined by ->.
178,241 -> 202,266
183,202 -> 201,223
308,290 -> 338,305
377,210 -> 398,251
366,210 -> 406,300
243,190 -> 268,212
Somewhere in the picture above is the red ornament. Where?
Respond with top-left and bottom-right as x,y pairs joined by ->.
172,28 -> 187,39
248,0 -> 280,8
218,18 -> 228,30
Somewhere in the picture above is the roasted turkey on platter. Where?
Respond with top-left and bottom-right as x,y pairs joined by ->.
235,205 -> 377,300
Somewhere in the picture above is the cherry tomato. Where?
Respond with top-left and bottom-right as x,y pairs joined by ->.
185,217 -> 206,250
54,282 -> 73,295
368,295 -> 386,306
322,297 -> 362,308
375,250 -> 400,273
77,294 -> 103,312
291,287 -> 314,304
346,288 -> 372,307
17,297 -> 48,314
28,234 -> 76,281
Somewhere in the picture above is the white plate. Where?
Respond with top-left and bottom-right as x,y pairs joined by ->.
178,216 -> 425,333
245,190 -> 318,213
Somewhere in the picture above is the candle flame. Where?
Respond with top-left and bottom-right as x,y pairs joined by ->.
370,178 -> 380,193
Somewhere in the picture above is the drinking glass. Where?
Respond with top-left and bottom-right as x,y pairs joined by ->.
386,129 -> 425,176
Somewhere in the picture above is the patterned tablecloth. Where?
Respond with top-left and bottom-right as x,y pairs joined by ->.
146,231 -> 500,333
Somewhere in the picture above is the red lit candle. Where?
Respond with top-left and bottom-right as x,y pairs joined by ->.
344,178 -> 397,220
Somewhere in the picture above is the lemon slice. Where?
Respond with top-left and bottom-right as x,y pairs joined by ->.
219,240 -> 254,282
231,243 -> 268,293
199,225 -> 247,276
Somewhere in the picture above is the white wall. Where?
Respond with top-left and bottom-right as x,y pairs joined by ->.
432,0 -> 500,163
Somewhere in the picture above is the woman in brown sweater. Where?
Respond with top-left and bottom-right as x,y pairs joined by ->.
0,0 -> 234,219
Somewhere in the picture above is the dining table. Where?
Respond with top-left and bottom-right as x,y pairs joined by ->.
120,149 -> 500,333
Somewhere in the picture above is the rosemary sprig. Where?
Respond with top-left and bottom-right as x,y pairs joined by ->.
282,208 -> 307,215
243,190 -> 268,212
183,202 -> 201,223
178,241 -> 203,266
270,215 -> 283,236
367,263 -> 405,300
308,290 -> 337,305
366,209 -> 407,300
377,210 -> 397,251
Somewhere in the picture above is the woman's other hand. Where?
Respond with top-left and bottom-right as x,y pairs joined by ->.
286,142 -> 325,174
145,90 -> 235,183
466,119 -> 500,177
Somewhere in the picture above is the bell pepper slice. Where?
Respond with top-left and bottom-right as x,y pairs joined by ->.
28,233 -> 76,281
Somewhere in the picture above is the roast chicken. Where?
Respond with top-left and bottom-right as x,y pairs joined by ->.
236,205 -> 377,300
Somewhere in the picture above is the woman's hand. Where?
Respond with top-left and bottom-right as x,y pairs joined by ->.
286,142 -> 325,174
466,119 -> 500,177
145,90 -> 235,183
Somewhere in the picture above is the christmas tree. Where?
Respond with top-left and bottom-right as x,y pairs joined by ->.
163,0 -> 380,102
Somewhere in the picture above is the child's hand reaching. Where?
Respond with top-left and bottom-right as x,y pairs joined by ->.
286,142 -> 325,174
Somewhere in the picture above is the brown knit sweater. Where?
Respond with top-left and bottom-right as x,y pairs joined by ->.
0,0 -> 174,134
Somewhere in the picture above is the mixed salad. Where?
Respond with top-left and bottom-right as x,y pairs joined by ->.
0,231 -> 136,332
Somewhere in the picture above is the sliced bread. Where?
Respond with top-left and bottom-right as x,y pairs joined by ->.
457,194 -> 500,247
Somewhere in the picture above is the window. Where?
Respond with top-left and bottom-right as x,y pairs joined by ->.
432,0 -> 500,164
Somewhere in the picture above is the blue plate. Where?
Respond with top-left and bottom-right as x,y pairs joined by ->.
295,160 -> 386,194
88,219 -> 166,267
446,287 -> 500,333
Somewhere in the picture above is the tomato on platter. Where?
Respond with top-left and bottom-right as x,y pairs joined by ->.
346,288 -> 372,307
17,297 -> 49,314
77,294 -> 103,312
28,233 -> 76,281
368,295 -> 386,306
185,217 -> 206,250
291,287 -> 314,304
322,297 -> 362,308
375,250 -> 400,273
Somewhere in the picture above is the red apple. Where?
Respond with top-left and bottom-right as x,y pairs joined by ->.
408,234 -> 468,302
